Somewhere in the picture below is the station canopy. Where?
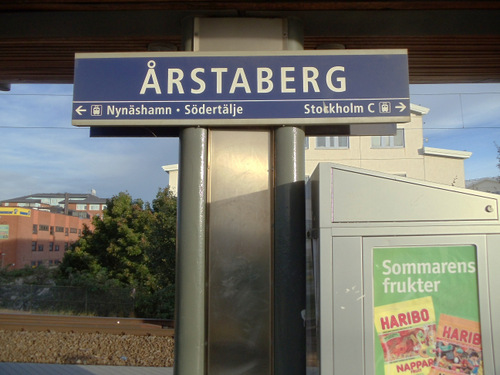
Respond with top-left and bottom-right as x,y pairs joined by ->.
1,1 -> 499,86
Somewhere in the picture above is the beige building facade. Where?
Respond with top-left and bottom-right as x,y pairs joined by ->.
305,104 -> 471,187
162,164 -> 179,196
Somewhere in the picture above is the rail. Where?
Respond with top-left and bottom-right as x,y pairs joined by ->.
0,313 -> 174,337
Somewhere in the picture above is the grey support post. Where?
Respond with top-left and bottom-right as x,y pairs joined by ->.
174,20 -> 208,375
274,126 -> 307,375
174,127 -> 207,375
274,19 -> 307,375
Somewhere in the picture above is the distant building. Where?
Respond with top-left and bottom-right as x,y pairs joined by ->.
305,104 -> 472,187
0,192 -> 108,269
0,193 -> 107,219
466,177 -> 500,194
162,165 -> 179,196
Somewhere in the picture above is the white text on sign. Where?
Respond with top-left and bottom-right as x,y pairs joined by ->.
140,60 -> 347,95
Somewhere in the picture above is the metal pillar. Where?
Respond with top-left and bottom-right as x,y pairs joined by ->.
174,127 -> 207,375
174,17 -> 306,375
273,19 -> 307,375
274,126 -> 306,375
174,19 -> 207,375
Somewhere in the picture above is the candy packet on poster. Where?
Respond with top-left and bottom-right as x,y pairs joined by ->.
374,296 -> 436,375
429,314 -> 482,375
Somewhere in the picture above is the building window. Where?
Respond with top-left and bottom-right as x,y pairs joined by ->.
49,242 -> 54,251
316,136 -> 349,149
32,241 -> 37,251
38,244 -> 44,252
50,226 -> 54,235
76,204 -> 87,210
372,129 -> 405,148
56,226 -> 64,233
89,204 -> 100,211
55,245 -> 60,252
33,225 -> 38,234
70,228 -> 78,234
39,224 -> 49,231
65,228 -> 69,236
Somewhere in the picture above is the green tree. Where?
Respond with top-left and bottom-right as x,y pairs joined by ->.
146,188 -> 177,286
58,189 -> 177,318
59,192 -> 155,287
136,188 -> 177,318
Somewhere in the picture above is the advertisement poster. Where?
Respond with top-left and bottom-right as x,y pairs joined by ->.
373,246 -> 483,375
0,207 -> 31,217
0,225 -> 8,239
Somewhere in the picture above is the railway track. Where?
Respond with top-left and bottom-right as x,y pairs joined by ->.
0,313 -> 174,337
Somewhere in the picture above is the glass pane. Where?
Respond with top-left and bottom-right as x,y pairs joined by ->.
372,136 -> 381,147
338,136 -> 348,148
394,129 -> 404,147
381,136 -> 391,148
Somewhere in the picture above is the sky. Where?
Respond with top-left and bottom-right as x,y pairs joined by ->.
0,84 -> 179,203
410,83 -> 500,180
1,83 -> 500,203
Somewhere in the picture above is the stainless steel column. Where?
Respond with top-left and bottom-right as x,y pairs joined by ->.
174,127 -> 207,375
207,130 -> 273,375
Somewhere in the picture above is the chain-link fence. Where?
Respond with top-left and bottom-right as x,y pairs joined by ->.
0,284 -> 134,317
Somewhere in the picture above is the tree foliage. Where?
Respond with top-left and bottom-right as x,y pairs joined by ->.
147,187 -> 177,286
58,188 -> 177,318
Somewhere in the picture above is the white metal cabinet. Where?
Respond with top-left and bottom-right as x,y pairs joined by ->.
307,163 -> 500,375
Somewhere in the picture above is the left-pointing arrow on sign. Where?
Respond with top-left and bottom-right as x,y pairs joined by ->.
75,105 -> 87,115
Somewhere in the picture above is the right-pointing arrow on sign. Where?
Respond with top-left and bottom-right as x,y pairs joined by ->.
395,102 -> 406,112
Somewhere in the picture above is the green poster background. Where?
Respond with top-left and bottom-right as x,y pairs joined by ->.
372,245 -> 480,374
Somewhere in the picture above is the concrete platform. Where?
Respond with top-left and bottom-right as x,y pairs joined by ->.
0,363 -> 173,375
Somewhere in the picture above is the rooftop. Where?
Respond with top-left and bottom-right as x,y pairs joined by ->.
1,193 -> 107,205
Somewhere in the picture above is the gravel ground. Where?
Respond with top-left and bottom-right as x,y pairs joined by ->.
0,330 -> 175,367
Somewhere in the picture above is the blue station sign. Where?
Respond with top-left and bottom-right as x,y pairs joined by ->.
72,50 -> 410,127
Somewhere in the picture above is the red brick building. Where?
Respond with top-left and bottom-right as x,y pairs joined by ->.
0,193 -> 107,269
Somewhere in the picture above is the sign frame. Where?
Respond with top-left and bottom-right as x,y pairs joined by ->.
72,49 -> 410,128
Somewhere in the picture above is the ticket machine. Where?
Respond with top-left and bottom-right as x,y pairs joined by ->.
306,163 -> 500,375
